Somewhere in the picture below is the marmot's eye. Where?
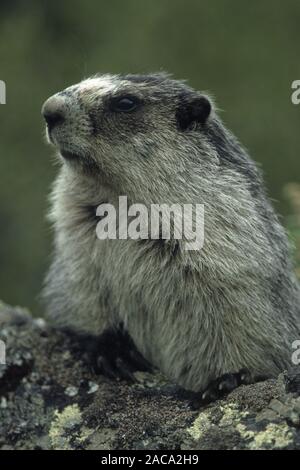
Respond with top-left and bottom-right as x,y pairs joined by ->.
110,96 -> 140,113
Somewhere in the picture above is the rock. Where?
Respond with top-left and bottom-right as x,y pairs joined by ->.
0,300 -> 300,450
64,386 -> 79,397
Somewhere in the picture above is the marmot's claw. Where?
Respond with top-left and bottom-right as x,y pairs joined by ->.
95,354 -> 136,382
92,327 -> 152,382
127,348 -> 153,372
190,368 -> 253,408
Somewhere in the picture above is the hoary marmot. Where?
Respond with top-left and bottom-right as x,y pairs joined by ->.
41,73 -> 300,401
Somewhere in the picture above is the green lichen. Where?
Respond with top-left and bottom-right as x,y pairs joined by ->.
219,403 -> 250,427
49,404 -> 93,450
186,411 -> 212,440
186,400 -> 294,450
236,423 -> 255,441
249,423 -> 294,450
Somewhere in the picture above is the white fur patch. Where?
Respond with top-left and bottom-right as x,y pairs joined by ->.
77,77 -> 118,96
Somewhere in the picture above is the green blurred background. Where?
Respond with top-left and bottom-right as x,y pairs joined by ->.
0,0 -> 300,313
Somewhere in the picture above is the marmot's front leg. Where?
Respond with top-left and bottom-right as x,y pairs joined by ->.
200,369 -> 253,403
91,327 -> 152,382
190,369 -> 267,408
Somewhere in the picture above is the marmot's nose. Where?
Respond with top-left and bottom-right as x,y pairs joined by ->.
42,96 -> 66,130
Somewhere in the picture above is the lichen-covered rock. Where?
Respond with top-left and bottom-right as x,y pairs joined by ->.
0,301 -> 300,450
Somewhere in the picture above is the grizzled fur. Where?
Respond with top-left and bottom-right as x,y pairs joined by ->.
42,73 -> 300,392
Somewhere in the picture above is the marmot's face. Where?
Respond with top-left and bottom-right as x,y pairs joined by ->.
42,73 -> 212,193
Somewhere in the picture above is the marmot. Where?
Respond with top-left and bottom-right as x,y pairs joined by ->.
41,73 -> 300,401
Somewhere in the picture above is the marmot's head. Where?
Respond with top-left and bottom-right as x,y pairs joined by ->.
42,73 -> 216,199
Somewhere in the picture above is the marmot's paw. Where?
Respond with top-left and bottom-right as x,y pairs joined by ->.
190,368 -> 253,409
93,327 -> 153,383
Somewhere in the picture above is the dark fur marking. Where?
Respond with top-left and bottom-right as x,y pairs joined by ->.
207,119 -> 261,197
176,93 -> 211,131
84,204 -> 108,223
93,326 -> 152,380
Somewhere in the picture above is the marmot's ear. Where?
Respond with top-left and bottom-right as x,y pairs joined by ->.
176,94 -> 212,131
